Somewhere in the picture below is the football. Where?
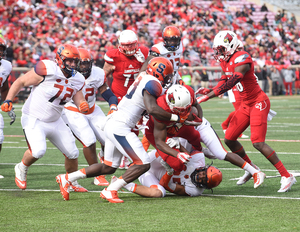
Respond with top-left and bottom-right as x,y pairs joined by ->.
187,106 -> 198,121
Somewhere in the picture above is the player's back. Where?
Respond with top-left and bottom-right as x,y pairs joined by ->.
112,72 -> 162,128
221,51 -> 267,105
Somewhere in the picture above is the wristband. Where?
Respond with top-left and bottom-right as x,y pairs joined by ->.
170,114 -> 179,122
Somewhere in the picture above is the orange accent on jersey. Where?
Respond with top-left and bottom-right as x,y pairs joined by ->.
79,168 -> 86,175
150,185 -> 159,189
57,79 -> 62,83
64,104 -> 95,115
159,173 -> 174,193
141,135 -> 150,151
155,152 -> 159,158
151,47 -> 161,54
34,61 -> 47,76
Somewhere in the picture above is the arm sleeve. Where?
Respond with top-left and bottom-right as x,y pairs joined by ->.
101,88 -> 118,106
213,72 -> 243,96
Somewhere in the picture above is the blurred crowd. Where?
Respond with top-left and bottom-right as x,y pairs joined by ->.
1,0 -> 300,94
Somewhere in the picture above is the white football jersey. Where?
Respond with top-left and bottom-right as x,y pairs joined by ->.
112,72 -> 163,128
65,66 -> 105,108
170,151 -> 206,196
151,41 -> 183,85
22,60 -> 85,122
0,59 -> 12,87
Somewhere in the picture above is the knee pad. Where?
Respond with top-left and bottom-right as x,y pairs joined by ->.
66,148 -> 79,159
150,184 -> 166,197
31,148 -> 47,159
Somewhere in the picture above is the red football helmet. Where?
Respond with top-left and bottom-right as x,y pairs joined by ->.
0,38 -> 7,60
78,48 -> 93,78
118,30 -> 138,56
146,57 -> 173,89
162,26 -> 181,51
166,85 -> 192,115
191,165 -> 222,189
55,44 -> 80,76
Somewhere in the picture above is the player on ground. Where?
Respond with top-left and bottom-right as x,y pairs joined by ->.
197,30 -> 296,192
145,85 -> 265,188
112,148 -> 222,198
103,29 -> 149,169
62,48 -> 118,187
56,57 -> 193,202
1,44 -> 89,191
0,38 -> 14,179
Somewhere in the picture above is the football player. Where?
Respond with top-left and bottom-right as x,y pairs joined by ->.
56,57 -> 192,202
1,44 -> 89,191
103,29 -> 149,169
197,30 -> 296,192
112,148 -> 222,198
139,26 -> 185,151
0,38 -> 14,179
62,48 -> 118,188
145,85 -> 265,189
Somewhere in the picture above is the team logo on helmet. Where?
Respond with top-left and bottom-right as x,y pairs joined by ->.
224,33 -> 233,43
167,93 -> 175,104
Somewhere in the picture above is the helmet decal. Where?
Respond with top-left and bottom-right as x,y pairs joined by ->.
224,33 -> 233,44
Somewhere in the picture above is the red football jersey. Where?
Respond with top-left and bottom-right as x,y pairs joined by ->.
220,51 -> 268,105
104,45 -> 149,100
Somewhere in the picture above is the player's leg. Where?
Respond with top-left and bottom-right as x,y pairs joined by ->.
250,99 -> 296,192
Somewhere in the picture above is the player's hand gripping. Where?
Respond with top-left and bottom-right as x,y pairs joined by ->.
166,137 -> 180,149
196,95 -> 209,104
107,104 -> 117,115
195,87 -> 211,95
79,101 -> 89,114
184,113 -> 203,126
177,152 -> 191,164
1,100 -> 13,112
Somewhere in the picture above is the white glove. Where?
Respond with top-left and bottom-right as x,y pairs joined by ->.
166,137 -> 180,149
7,107 -> 16,125
133,48 -> 145,63
177,152 -> 191,164
160,160 -> 174,175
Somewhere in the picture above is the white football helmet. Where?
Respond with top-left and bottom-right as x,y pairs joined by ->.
212,30 -> 239,62
237,40 -> 243,50
118,30 -> 138,56
166,85 -> 191,115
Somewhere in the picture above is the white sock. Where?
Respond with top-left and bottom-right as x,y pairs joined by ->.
68,170 -> 86,182
107,178 -> 127,191
243,163 -> 258,175
20,161 -> 29,171
124,183 -> 137,192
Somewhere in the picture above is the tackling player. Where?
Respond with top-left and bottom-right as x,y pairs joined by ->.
197,30 -> 296,192
56,57 -> 192,203
1,44 -> 89,191
62,48 -> 118,188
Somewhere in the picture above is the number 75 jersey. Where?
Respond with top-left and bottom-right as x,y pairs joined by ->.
22,60 -> 85,122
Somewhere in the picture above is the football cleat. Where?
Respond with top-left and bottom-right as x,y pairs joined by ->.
56,174 -> 71,201
15,163 -> 27,190
100,188 -> 124,203
70,180 -> 88,192
94,175 -> 109,186
239,134 -> 249,139
278,174 -> 296,192
253,171 -> 266,189
237,165 -> 260,185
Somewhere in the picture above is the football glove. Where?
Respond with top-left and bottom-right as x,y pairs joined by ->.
1,100 -> 13,112
197,95 -> 209,104
166,137 -> 180,149
196,87 -> 211,95
79,101 -> 89,114
107,104 -> 117,115
177,152 -> 191,164
7,107 -> 16,125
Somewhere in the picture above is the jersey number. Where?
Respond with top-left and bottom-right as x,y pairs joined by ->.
85,88 -> 94,101
49,84 -> 74,105
169,58 -> 180,69
125,75 -> 142,99
123,73 -> 139,87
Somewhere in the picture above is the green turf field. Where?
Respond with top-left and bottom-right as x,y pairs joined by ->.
0,95 -> 299,232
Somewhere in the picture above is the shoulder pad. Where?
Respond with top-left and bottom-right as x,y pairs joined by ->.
34,61 -> 48,76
